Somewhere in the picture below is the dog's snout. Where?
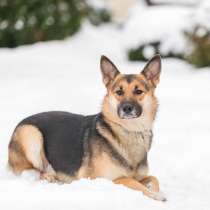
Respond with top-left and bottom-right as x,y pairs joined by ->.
122,103 -> 134,114
118,101 -> 142,119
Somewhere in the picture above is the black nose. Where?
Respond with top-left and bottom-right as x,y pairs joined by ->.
122,103 -> 134,114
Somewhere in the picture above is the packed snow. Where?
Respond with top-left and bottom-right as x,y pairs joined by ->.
0,3 -> 210,210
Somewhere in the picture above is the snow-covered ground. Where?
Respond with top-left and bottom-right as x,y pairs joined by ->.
0,4 -> 210,210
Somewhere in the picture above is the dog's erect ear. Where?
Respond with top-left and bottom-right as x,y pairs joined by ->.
141,54 -> 161,87
100,55 -> 120,87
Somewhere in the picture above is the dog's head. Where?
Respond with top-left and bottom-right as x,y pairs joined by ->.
101,55 -> 161,130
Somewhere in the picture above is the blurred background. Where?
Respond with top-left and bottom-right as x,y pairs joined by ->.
1,0 -> 210,67
0,1 -> 210,210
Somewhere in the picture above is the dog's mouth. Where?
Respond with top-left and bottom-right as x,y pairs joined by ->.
119,114 -> 139,119
117,102 -> 142,119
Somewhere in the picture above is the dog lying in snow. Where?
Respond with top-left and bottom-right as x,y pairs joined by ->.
8,55 -> 166,201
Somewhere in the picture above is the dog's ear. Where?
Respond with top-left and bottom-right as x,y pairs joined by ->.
100,55 -> 120,87
141,54 -> 161,87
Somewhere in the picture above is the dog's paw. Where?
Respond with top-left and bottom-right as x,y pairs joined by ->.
40,172 -> 57,183
153,192 -> 167,202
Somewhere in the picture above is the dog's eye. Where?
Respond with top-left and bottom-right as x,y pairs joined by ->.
134,89 -> 143,95
116,89 -> 124,96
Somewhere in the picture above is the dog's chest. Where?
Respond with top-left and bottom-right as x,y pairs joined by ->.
94,121 -> 153,180
90,131 -> 150,180
99,130 -> 152,180
117,129 -> 152,166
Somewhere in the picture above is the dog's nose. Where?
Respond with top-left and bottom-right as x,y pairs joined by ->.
122,103 -> 134,114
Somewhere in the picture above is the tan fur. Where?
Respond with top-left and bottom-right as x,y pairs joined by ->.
8,56 -> 164,201
96,120 -> 149,178
141,176 -> 160,192
9,125 -> 52,175
76,143 -> 128,180
8,142 -> 32,174
97,121 -> 147,164
114,177 -> 165,201
102,74 -> 158,132
98,67 -> 163,200
135,162 -> 149,180
90,151 -> 128,180
98,72 -> 158,182
55,172 -> 75,183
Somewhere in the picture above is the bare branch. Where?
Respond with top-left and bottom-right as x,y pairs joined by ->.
144,0 -> 198,7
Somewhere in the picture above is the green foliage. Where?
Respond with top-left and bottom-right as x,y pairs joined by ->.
128,42 -> 160,61
0,0 -> 111,48
127,26 -> 210,68
87,8 -> 111,26
185,27 -> 210,68
128,41 -> 183,61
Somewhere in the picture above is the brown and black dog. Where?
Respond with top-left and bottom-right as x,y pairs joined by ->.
8,55 -> 166,201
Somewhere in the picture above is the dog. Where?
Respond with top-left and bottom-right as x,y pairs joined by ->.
8,55 -> 166,201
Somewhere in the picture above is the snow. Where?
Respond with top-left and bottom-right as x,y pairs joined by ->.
188,1 -> 210,29
88,0 -> 110,9
124,0 -> 210,56
1,4 -> 210,210
124,4 -> 193,55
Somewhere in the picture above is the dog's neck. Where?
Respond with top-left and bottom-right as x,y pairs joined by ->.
96,114 -> 153,169
100,94 -> 157,153
101,115 -> 153,152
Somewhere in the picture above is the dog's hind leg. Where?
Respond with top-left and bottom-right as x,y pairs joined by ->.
8,139 -> 32,174
114,177 -> 166,201
8,125 -> 56,182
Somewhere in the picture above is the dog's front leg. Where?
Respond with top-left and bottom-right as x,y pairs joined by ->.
140,176 -> 166,201
113,177 -> 166,201
140,176 -> 160,192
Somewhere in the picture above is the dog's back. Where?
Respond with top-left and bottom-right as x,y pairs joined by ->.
9,111 -> 97,176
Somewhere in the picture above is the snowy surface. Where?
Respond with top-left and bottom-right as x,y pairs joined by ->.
124,5 -> 192,55
1,5 -> 210,210
124,0 -> 210,56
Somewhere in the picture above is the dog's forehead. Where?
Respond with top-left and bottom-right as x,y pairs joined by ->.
112,74 -> 149,90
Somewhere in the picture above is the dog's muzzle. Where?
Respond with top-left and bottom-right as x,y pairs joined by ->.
117,102 -> 142,119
